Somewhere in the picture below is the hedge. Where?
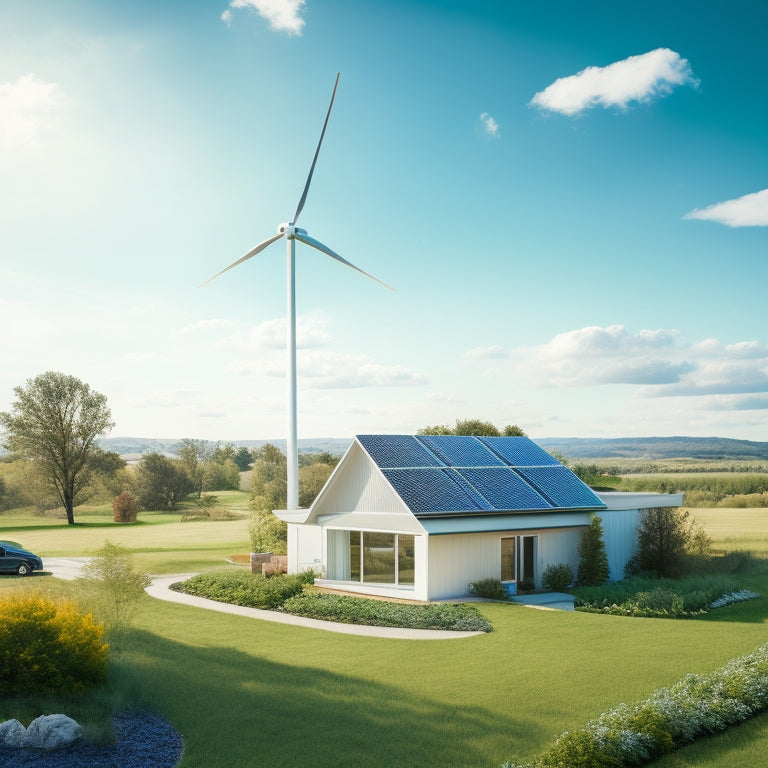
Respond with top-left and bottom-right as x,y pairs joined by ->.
502,643 -> 768,768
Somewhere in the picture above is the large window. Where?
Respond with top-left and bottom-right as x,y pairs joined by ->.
328,530 -> 415,586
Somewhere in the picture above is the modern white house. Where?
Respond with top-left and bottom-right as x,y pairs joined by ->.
275,435 -> 683,602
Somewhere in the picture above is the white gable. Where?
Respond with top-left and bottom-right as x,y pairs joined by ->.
306,440 -> 420,527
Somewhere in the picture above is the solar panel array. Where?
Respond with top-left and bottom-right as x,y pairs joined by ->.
357,434 -> 605,517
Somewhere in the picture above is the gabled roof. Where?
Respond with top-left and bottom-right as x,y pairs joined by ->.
356,434 -> 606,517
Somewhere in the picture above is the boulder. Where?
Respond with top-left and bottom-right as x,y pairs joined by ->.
23,714 -> 82,750
0,719 -> 27,747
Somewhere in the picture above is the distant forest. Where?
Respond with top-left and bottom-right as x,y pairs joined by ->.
535,436 -> 768,461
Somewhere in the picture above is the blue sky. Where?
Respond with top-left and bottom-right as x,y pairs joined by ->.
1,0 -> 766,442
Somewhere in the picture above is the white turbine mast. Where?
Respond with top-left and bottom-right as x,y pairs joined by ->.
201,73 -> 393,510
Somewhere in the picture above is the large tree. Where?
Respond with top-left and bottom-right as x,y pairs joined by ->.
134,453 -> 194,510
0,372 -> 114,524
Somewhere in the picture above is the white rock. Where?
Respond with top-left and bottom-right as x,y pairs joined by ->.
23,714 -> 83,750
0,719 -> 27,747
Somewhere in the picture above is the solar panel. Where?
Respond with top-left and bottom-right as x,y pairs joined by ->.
357,435 -> 441,468
358,434 -> 605,516
455,467 -> 552,511
416,435 -> 505,467
516,466 -> 606,508
382,469 -> 484,514
479,437 -> 561,467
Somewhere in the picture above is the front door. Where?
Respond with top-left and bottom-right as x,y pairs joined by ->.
500,535 -> 537,585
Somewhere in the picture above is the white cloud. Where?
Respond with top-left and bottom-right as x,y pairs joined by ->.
473,325 -> 768,399
479,112 -> 500,137
0,74 -> 65,150
218,314 -> 331,351
683,188 -> 768,227
530,48 -> 696,116
223,0 -> 306,35
299,351 -> 428,389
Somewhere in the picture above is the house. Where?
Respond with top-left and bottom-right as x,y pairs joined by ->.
275,435 -> 683,602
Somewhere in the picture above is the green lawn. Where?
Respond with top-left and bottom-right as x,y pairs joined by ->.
2,505 -> 768,767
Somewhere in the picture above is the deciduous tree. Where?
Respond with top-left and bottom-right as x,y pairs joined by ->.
0,372 -> 114,524
134,453 -> 193,510
418,419 -> 526,437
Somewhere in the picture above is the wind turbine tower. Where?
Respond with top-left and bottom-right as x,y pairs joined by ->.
202,73 -> 393,510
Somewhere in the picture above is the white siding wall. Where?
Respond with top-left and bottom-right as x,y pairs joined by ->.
287,523 -> 324,574
538,528 -> 583,582
599,508 -> 641,581
426,527 -> 586,600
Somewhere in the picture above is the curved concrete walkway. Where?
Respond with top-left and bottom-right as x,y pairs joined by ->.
43,559 -> 482,640
146,574 -> 485,640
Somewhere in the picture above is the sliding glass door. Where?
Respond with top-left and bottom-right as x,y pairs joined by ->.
328,530 -> 414,586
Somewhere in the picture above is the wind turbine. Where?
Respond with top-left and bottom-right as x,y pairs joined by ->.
201,73 -> 393,511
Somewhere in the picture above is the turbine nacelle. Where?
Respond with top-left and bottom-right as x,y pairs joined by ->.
279,223 -> 307,239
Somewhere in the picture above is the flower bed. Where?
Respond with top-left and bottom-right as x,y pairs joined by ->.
502,643 -> 768,768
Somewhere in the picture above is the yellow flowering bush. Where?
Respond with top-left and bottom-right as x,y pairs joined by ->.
0,592 -> 108,695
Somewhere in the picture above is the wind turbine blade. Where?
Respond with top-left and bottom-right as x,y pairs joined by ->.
294,232 -> 395,292
199,232 -> 284,287
292,72 -> 340,225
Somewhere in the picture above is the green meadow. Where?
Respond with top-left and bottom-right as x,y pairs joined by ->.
2,503 -> 768,767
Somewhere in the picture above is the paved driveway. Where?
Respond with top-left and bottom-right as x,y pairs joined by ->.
43,557 -> 91,580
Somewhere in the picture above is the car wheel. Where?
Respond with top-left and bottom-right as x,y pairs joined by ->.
17,563 -> 30,576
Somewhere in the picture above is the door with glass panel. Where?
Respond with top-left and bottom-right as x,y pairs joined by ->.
500,535 -> 537,584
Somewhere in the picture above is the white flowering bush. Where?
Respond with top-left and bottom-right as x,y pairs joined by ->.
502,644 -> 768,768
709,590 -> 760,609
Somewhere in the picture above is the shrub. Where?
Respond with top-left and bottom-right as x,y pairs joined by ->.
283,592 -> 493,632
112,489 -> 139,523
572,575 -> 738,618
172,569 -> 314,610
518,578 -> 536,593
635,507 -> 708,578
0,592 -> 108,696
76,541 -> 151,631
578,515 -> 610,586
249,508 -> 287,555
468,577 -> 505,600
507,644 -> 768,768
543,563 -> 573,592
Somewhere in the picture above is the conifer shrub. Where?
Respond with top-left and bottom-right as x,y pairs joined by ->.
0,593 -> 108,696
577,515 -> 610,586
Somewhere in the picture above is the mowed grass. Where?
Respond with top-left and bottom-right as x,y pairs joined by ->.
0,490 -> 252,572
3,505 -> 768,767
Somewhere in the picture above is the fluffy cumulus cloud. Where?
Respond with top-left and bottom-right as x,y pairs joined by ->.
683,188 -> 768,227
479,112 -> 500,137
530,48 -> 696,116
0,73 -> 64,150
222,0 -> 306,34
467,325 -> 768,409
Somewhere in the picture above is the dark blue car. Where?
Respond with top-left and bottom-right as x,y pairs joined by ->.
0,543 -> 43,576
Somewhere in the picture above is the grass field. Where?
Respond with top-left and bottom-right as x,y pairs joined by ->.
2,504 -> 768,767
